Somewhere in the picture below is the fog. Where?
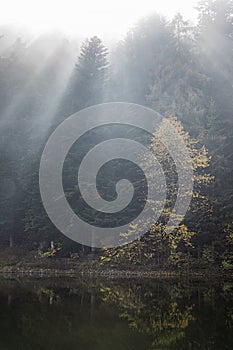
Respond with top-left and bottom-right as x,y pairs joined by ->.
0,0 -> 198,38
0,1 -> 232,270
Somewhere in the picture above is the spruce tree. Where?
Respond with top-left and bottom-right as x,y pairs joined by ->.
65,36 -> 109,114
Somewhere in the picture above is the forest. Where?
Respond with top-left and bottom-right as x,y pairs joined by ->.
0,0 -> 233,272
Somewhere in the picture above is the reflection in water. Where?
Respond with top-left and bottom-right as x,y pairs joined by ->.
0,278 -> 232,350
100,283 -> 195,349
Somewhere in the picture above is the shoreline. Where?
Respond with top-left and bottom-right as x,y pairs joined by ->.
0,266 -> 232,280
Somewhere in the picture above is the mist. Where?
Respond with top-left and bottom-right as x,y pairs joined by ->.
0,0 -> 232,273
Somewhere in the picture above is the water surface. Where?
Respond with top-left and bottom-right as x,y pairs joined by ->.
0,278 -> 232,349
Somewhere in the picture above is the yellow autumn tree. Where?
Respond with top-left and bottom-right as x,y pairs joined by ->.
100,117 -> 213,267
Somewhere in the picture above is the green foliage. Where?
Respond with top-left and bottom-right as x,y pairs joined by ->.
62,36 -> 109,114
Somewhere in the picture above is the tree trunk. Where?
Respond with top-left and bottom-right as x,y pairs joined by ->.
9,233 -> 13,248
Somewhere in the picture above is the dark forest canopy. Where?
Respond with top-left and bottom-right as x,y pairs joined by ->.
0,0 -> 232,269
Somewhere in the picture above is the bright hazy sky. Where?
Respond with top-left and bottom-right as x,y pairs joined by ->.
0,0 -> 199,38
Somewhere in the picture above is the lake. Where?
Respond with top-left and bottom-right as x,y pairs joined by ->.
0,277 -> 232,349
